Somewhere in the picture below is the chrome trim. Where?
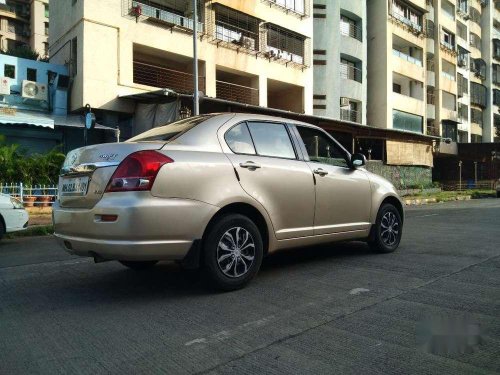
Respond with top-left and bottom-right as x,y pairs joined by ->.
60,162 -> 120,176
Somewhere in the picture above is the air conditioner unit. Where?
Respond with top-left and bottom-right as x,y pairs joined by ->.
241,36 -> 255,50
0,77 -> 11,95
340,97 -> 350,107
22,80 -> 47,101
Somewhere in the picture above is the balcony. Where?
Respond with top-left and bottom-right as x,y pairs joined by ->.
129,1 -> 203,32
262,0 -> 309,17
440,40 -> 457,54
427,124 -> 440,137
392,49 -> 423,66
216,80 -> 259,106
388,10 -> 423,35
340,108 -> 361,123
133,61 -> 206,94
340,63 -> 362,83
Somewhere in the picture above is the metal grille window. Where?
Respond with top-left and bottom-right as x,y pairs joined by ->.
458,102 -> 468,121
214,5 -> 260,51
340,15 -> 362,41
469,32 -> 481,49
340,58 -> 362,83
457,46 -> 469,67
493,39 -> 500,60
469,6 -> 481,25
493,64 -> 500,84
494,89 -> 500,106
266,24 -> 306,65
472,58 -> 486,79
471,107 -> 483,126
127,1 -> 203,31
263,0 -> 308,17
389,0 -> 423,33
470,82 -> 487,107
425,19 -> 435,38
456,21 -> 467,41
458,73 -> 468,96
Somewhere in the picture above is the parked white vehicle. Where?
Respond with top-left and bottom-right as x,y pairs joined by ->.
0,194 -> 29,240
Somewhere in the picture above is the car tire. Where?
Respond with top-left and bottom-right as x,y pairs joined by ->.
119,260 -> 158,270
203,214 -> 263,291
368,203 -> 403,254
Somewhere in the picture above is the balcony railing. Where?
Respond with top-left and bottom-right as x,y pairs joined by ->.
215,21 -> 259,52
216,80 -> 259,106
340,23 -> 362,41
262,0 -> 309,17
340,108 -> 361,123
130,1 -> 203,32
427,124 -> 440,136
133,61 -> 205,94
440,40 -> 456,52
340,63 -> 362,83
389,11 -> 423,33
392,49 -> 423,66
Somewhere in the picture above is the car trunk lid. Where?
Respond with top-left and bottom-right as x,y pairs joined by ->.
58,142 -> 163,208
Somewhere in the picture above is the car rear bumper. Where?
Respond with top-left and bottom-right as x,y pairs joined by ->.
53,192 -> 218,261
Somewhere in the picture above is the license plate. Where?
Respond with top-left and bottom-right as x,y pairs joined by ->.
61,176 -> 89,196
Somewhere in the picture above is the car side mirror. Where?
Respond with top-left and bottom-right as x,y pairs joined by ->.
351,153 -> 366,168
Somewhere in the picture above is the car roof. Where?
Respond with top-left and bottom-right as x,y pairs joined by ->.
220,112 -> 318,129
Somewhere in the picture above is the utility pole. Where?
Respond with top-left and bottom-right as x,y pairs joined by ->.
192,0 -> 199,115
458,160 -> 462,191
474,161 -> 478,187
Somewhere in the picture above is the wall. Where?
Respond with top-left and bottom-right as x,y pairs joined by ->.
365,161 -> 433,189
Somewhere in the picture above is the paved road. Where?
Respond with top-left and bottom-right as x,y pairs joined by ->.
1,199 -> 499,374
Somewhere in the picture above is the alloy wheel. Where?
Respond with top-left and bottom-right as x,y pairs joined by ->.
216,227 -> 255,278
380,211 -> 400,246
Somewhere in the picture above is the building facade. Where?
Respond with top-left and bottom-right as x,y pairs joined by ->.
312,0 -> 367,125
0,0 -> 49,57
48,0 -> 313,134
367,0 -> 499,144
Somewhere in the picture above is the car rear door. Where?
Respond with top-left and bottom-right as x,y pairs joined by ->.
293,125 -> 372,235
222,121 -> 315,240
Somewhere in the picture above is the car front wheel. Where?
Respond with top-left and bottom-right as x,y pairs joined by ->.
0,218 -> 4,241
368,203 -> 403,253
203,214 -> 263,291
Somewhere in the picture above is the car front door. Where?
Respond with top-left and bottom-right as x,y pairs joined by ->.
294,125 -> 372,235
223,121 -> 315,240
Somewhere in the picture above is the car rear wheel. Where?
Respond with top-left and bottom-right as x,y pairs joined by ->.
368,203 -> 403,253
119,260 -> 158,270
203,214 -> 263,291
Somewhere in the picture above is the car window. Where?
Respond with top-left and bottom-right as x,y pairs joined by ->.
296,126 -> 350,168
225,123 -> 256,155
247,122 -> 296,159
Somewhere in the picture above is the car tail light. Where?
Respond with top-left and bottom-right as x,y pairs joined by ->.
105,151 -> 173,192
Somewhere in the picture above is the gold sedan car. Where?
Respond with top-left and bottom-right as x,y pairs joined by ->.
54,113 -> 404,290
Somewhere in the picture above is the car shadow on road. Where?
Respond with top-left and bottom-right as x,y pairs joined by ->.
47,241 -> 376,304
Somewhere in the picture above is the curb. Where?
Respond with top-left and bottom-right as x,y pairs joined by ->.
404,195 -> 471,206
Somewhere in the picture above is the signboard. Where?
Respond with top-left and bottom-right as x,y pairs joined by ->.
386,140 -> 434,167
0,77 -> 11,95
0,107 -> 16,116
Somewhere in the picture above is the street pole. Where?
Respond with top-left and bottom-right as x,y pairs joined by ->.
192,0 -> 199,116
474,161 -> 478,188
459,160 -> 462,191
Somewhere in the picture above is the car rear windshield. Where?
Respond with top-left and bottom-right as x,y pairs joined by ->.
127,115 -> 215,143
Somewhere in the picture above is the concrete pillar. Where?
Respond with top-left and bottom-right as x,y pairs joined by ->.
258,74 -> 267,108
204,60 -> 216,98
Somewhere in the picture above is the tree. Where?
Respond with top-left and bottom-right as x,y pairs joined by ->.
0,45 -> 42,61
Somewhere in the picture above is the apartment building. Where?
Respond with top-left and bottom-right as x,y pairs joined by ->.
0,0 -> 49,57
48,0 -> 313,133
312,0 -> 367,125
367,0 -> 498,144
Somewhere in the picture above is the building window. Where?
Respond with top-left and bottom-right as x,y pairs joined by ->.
456,21 -> 467,41
470,82 -> 487,107
393,83 -> 402,93
493,64 -> 500,84
457,46 -> 469,67
340,15 -> 361,41
266,24 -> 307,65
471,134 -> 482,143
471,58 -> 486,79
441,0 -> 455,20
340,58 -> 362,82
470,32 -> 481,49
469,6 -> 481,25
457,0 -> 468,15
43,42 -> 49,56
214,5 -> 260,51
27,68 -> 37,81
458,73 -> 468,97
441,28 -> 455,50
458,102 -> 468,121
493,89 -> 500,106
44,22 -> 49,36
44,4 -> 49,18
392,110 -> 423,133
390,0 -> 423,33
442,122 -> 458,142
471,107 -> 483,126
442,91 -> 456,111
458,130 -> 468,143
4,64 -> 15,79
493,39 -> 500,60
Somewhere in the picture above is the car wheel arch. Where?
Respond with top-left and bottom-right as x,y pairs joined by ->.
378,196 -> 404,224
0,214 -> 5,236
203,202 -> 271,257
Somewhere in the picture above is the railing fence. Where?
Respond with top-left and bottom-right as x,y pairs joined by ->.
0,183 -> 58,207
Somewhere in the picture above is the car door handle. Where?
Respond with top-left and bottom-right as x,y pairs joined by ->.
240,161 -> 261,169
313,168 -> 328,176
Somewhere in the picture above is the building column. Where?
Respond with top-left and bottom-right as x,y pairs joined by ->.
204,61 -> 216,98
258,74 -> 267,108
